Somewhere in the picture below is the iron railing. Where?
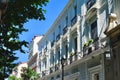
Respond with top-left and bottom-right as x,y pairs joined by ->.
71,15 -> 77,26
87,0 -> 96,10
63,26 -> 68,35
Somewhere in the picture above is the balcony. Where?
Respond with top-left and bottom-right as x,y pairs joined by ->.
50,66 -> 55,74
56,34 -> 61,42
42,71 -> 46,77
44,47 -> 47,53
83,39 -> 101,56
71,15 -> 77,26
55,63 -> 60,71
63,26 -> 68,35
51,40 -> 55,47
69,51 -> 78,64
87,0 -> 96,10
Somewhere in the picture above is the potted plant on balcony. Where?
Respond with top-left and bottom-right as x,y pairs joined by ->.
88,39 -> 94,53
83,42 -> 88,47
83,42 -> 89,55
69,52 -> 74,56
88,39 -> 93,46
69,52 -> 74,63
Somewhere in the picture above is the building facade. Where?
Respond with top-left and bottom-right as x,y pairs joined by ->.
105,0 -> 120,80
28,35 -> 43,73
28,0 -> 120,80
10,62 -> 28,78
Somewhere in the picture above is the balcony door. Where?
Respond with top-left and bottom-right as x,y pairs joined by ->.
74,37 -> 77,52
91,20 -> 98,41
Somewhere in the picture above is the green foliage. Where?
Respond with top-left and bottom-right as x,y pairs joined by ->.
0,0 -> 49,79
8,76 -> 21,80
83,43 -> 88,47
83,39 -> 93,47
69,52 -> 74,56
88,39 -> 93,45
21,68 -> 39,80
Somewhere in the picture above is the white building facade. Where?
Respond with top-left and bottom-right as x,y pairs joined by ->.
28,0 -> 120,80
11,62 -> 28,78
28,36 -> 43,73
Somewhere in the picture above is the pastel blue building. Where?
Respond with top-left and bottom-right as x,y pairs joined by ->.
28,0 -> 120,80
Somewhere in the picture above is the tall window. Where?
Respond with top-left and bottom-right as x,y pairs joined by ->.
45,59 -> 47,69
74,37 -> 77,52
93,73 -> 99,80
52,55 -> 54,65
66,16 -> 68,26
65,45 -> 68,58
74,5 -> 77,16
91,20 -> 98,41
58,50 -> 60,61
59,25 -> 61,34
39,62 -> 41,71
53,32 -> 55,41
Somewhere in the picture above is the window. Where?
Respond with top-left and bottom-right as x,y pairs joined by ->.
66,16 -> 68,26
53,32 -> 55,41
91,20 -> 98,41
45,59 -> 47,69
74,5 -> 77,16
65,45 -> 68,58
59,25 -> 61,34
52,55 -> 54,65
50,53 -> 54,66
93,73 -> 99,80
74,37 -> 77,52
39,62 -> 41,71
58,50 -> 60,61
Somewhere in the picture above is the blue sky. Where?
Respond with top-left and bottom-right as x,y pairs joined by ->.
16,0 -> 68,63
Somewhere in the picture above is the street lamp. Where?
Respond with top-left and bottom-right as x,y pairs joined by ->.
105,50 -> 111,60
61,57 -> 66,80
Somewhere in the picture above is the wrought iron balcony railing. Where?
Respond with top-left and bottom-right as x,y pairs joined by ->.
44,47 -> 47,53
56,34 -> 61,42
63,26 -> 68,35
83,39 -> 101,57
50,66 -> 55,74
87,0 -> 96,10
51,40 -> 55,47
71,15 -> 77,26
42,71 -> 46,77
69,51 -> 78,64
55,63 -> 60,71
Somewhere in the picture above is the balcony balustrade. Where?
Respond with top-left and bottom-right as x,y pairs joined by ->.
50,66 -> 55,74
56,34 -> 61,42
44,47 -> 47,53
42,71 -> 46,77
55,63 -> 60,71
71,15 -> 77,26
69,51 -> 78,64
63,26 -> 68,35
87,0 -> 96,10
83,39 -> 101,56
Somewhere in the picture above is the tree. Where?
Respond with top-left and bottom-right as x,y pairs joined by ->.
21,68 -> 39,80
0,0 -> 49,79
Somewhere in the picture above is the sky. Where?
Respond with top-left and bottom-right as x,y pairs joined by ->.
15,0 -> 68,63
